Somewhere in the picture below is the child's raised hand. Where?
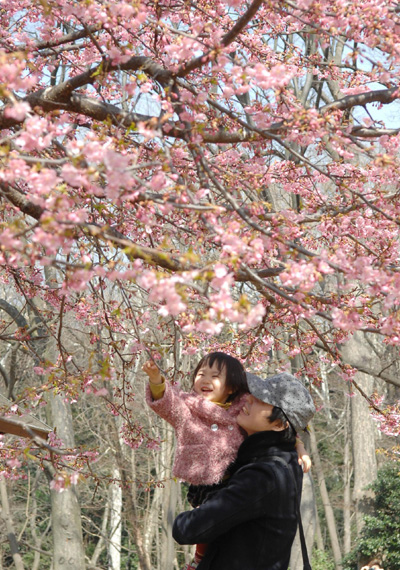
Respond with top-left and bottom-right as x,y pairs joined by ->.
142,360 -> 162,384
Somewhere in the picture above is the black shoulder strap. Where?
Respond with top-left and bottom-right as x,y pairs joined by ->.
269,455 -> 312,570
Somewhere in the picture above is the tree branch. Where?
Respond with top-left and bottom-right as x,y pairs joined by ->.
0,92 -> 153,131
349,126 -> 400,138
34,55 -> 172,102
321,87 -> 399,113
0,183 -> 44,219
0,181 -> 282,281
314,341 -> 400,388
176,0 -> 265,78
33,25 -> 102,51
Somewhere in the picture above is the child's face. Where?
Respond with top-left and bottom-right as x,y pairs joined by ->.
193,361 -> 232,404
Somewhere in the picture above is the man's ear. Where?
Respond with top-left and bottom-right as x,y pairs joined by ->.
270,419 -> 288,432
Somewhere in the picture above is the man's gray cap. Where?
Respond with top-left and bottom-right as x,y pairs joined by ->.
246,372 -> 315,433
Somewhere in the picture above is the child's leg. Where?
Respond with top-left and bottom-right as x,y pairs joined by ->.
183,544 -> 208,570
194,543 -> 208,564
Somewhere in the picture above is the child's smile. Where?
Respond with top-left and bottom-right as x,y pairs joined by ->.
193,362 -> 232,404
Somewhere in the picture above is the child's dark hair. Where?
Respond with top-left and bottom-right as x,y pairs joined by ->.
269,406 -> 296,442
192,352 -> 248,402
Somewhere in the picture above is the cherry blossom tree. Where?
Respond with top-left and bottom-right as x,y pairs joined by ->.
1,0 -> 400,549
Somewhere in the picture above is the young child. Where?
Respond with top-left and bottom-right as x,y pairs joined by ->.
143,352 -> 248,487
143,352 -> 311,568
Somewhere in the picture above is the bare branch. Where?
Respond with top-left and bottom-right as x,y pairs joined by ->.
321,87 -> 399,113
0,183 -> 44,220
350,126 -> 400,138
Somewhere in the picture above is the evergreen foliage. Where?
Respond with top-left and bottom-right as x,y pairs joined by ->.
312,548 -> 335,570
343,464 -> 400,570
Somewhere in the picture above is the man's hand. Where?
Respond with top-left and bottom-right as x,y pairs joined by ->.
142,361 -> 163,384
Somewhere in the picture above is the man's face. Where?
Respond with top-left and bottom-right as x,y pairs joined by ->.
236,394 -> 286,435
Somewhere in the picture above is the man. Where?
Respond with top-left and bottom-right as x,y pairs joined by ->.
173,372 -> 315,570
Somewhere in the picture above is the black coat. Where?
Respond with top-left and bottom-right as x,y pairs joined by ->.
173,430 -> 303,570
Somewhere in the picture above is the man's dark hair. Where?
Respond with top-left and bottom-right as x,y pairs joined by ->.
269,406 -> 296,442
192,352 -> 248,402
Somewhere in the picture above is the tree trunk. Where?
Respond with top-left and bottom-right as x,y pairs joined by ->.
310,428 -> 343,570
50,482 -> 86,570
340,333 -> 378,535
111,422 -> 151,570
109,467 -> 122,570
343,399 -> 352,554
30,470 -> 52,570
314,509 -> 325,552
89,502 -> 109,569
161,479 -> 179,570
32,270 -> 87,570
159,420 -> 178,570
48,395 -> 86,570
123,482 -> 152,570
143,483 -> 162,564
350,371 -> 377,535
289,471 -> 316,570
0,477 -> 25,570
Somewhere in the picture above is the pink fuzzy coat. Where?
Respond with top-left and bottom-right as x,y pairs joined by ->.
146,382 -> 247,485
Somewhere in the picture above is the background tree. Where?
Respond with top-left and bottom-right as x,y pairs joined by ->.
1,0 -> 400,568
